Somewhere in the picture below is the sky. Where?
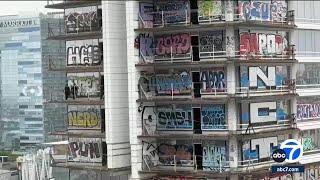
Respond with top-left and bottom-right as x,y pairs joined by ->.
0,1 -> 53,16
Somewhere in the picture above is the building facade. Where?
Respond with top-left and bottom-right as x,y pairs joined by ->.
0,15 -> 46,151
127,0 -> 300,180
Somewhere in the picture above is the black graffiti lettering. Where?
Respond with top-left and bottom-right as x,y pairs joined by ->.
65,11 -> 99,33
79,142 -> 88,157
142,141 -> 157,158
89,142 -> 101,159
165,112 -> 175,126
67,45 -> 101,66
67,74 -> 100,99
69,141 -> 101,160
69,142 -> 79,157
157,111 -> 187,126
175,111 -> 185,125
158,111 -> 167,125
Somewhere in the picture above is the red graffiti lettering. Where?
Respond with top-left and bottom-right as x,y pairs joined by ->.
240,32 -> 258,56
240,32 -> 286,58
155,34 -> 191,55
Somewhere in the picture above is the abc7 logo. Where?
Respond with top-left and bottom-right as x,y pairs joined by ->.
272,149 -> 286,163
272,139 -> 303,163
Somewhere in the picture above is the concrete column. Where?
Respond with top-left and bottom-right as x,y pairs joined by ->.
103,0 -> 131,169
227,63 -> 236,95
225,0 -> 234,22
228,136 -> 239,171
227,99 -> 237,131
125,1 -> 146,179
226,27 -> 236,58
291,97 -> 297,116
291,63 -> 297,81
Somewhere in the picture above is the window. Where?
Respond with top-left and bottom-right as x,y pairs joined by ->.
25,130 -> 43,134
18,80 -> 27,85
20,136 -> 29,140
28,124 -> 43,128
35,105 -> 42,109
19,105 -> 28,109
24,117 -> 42,121
18,61 -> 34,65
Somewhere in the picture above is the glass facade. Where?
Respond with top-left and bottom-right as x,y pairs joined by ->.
0,15 -> 65,151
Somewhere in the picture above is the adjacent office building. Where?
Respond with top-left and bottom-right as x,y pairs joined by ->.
0,15 -> 44,151
0,13 -> 65,152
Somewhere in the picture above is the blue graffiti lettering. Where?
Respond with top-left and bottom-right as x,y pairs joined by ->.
201,105 -> 226,130
200,69 -> 226,93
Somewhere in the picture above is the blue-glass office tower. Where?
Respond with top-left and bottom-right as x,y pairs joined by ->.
0,14 -> 65,151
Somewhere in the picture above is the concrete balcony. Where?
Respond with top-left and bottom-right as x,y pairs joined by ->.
299,150 -> 320,165
46,13 -> 102,41
48,56 -> 104,73
140,154 -> 231,178
138,82 -> 229,103
136,9 -> 295,33
232,45 -> 296,65
235,80 -> 297,99
234,117 -> 296,136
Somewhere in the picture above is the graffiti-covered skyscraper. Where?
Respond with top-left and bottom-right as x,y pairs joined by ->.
127,0 -> 300,179
45,0 -> 131,179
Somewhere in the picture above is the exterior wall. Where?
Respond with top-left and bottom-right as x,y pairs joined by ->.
291,1 -> 320,23
40,15 -> 67,143
126,1 -> 143,179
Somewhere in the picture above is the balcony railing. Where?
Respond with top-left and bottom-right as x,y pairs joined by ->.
139,45 -> 228,64
138,44 -> 295,65
142,118 -> 228,137
237,158 -> 278,173
235,80 -> 296,97
51,153 -> 107,166
139,47 -> 192,64
138,78 -> 296,100
46,88 -> 104,104
198,13 -> 225,24
237,117 -> 293,134
142,155 -> 230,173
138,82 -> 228,101
236,44 -> 296,61
47,14 -> 102,39
235,10 -> 295,26
138,10 -> 190,28
138,8 -> 295,29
